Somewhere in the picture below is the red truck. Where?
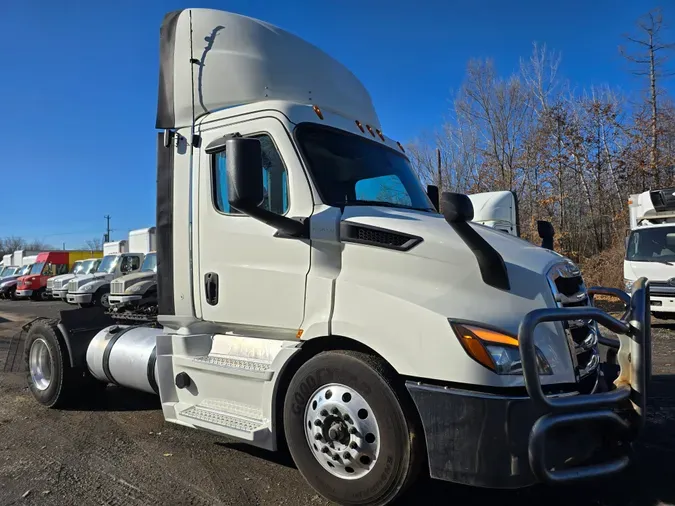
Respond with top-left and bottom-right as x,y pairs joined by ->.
15,251 -> 95,301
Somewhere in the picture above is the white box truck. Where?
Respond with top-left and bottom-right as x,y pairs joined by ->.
109,227 -> 157,308
625,187 -> 675,318
66,240 -> 144,308
23,9 -> 650,506
48,258 -> 103,300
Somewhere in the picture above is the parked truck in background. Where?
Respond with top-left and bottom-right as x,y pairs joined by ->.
0,262 -> 35,299
23,10 -> 651,506
626,187 -> 675,318
66,240 -> 145,308
15,250 -> 102,301
48,257 -> 103,300
109,227 -> 157,308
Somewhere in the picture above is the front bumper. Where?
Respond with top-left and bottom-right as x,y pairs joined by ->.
407,278 -> 651,488
52,289 -> 68,299
649,294 -> 675,312
67,292 -> 92,304
15,289 -> 33,297
108,294 -> 142,305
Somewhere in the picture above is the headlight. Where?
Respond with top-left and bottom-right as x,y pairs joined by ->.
24,281 -> 32,286
624,278 -> 634,292
127,284 -> 144,293
80,284 -> 95,292
450,322 -> 553,375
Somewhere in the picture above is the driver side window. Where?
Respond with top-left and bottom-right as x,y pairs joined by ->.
212,134 -> 289,215
121,256 -> 141,272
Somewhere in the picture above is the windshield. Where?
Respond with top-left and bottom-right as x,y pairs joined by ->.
29,262 -> 45,275
96,255 -> 119,274
0,267 -> 16,277
70,261 -> 83,274
18,265 -> 32,276
626,227 -> 675,262
141,253 -> 157,272
295,124 -> 435,212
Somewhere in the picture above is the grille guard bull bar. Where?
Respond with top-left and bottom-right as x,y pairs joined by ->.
518,277 -> 651,485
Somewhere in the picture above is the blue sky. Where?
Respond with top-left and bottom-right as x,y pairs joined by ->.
1,0 -> 673,248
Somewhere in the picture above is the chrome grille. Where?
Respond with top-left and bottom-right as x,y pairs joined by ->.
547,261 -> 598,379
111,280 -> 124,294
67,279 -> 79,292
647,281 -> 675,296
46,278 -> 54,290
53,279 -> 65,290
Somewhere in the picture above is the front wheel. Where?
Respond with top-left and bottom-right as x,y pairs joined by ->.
284,351 -> 423,506
92,288 -> 111,309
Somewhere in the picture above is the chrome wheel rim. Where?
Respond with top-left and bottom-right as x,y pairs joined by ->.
304,383 -> 380,480
100,293 -> 110,308
29,338 -> 53,391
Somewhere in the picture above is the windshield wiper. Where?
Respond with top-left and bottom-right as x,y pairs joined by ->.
343,200 -> 435,212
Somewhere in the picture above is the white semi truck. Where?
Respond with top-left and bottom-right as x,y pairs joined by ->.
23,9 -> 650,506
48,258 -> 102,300
109,228 -> 158,308
66,240 -> 145,308
626,187 -> 675,318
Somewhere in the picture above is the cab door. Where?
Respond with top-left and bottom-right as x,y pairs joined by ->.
195,115 -> 312,335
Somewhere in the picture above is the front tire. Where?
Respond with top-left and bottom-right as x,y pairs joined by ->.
284,351 -> 423,506
92,287 -> 111,309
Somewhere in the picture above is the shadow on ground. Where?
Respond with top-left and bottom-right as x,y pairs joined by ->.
64,385 -> 161,412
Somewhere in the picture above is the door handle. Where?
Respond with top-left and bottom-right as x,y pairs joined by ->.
204,272 -> 219,306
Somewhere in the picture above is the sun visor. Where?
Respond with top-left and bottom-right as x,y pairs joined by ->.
156,9 -> 380,130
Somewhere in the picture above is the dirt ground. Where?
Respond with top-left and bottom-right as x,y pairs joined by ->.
0,299 -> 673,506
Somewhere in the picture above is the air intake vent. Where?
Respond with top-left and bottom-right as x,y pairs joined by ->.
340,222 -> 422,251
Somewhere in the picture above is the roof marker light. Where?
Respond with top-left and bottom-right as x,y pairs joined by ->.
312,105 -> 324,120
375,129 -> 385,141
366,125 -> 375,137
396,141 -> 405,153
355,120 -> 365,133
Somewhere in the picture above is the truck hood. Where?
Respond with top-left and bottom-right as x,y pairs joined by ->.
625,259 -> 675,281
111,271 -> 157,294
0,275 -> 21,286
335,207 -> 574,386
341,207 -> 562,281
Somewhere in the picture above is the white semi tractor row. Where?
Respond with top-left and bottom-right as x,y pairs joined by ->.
22,9 -> 651,506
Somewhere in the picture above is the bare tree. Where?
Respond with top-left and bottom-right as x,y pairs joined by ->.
84,238 -> 103,251
0,237 -> 53,257
620,8 -> 674,184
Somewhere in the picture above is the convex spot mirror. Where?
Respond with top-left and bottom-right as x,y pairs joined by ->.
226,138 -> 264,212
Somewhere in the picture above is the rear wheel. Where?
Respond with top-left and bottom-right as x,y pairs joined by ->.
283,351 -> 423,506
8,287 -> 17,300
24,320 -> 105,408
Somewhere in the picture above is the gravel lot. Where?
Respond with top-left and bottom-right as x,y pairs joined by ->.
0,299 -> 673,506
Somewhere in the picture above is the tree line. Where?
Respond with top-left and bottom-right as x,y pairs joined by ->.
406,9 -> 673,285
0,237 -> 103,259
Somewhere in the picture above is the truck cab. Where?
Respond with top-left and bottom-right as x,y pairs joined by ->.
49,258 -> 102,300
66,252 -> 144,308
16,251 -> 71,300
0,263 -> 33,299
109,252 -> 157,307
626,187 -> 675,318
0,265 -> 20,279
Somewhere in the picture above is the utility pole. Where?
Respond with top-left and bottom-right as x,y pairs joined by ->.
104,215 -> 112,242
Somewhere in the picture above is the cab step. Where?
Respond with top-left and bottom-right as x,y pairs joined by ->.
178,399 -> 269,442
174,354 -> 274,381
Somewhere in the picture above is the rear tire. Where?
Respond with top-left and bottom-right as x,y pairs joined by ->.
283,351 -> 423,506
8,287 -> 16,300
24,319 -> 104,408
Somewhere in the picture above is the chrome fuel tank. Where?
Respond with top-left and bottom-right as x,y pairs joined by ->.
86,325 -> 163,394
